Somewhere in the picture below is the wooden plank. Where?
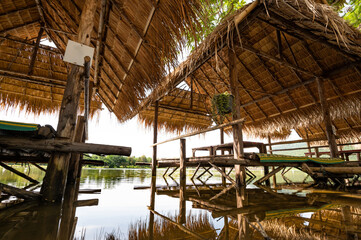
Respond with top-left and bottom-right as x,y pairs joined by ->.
0,137 -> 131,156
0,162 -> 38,183
74,199 -> 99,207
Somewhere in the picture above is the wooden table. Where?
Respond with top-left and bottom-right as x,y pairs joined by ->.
192,141 -> 265,157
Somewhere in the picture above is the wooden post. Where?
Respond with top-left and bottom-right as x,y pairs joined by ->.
67,115 -> 85,185
228,43 -> 248,239
149,101 -> 158,240
220,128 -> 226,186
268,136 -> 276,188
316,78 -> 338,158
179,138 -> 186,224
40,0 -> 98,203
306,132 -> 312,157
28,23 -> 44,75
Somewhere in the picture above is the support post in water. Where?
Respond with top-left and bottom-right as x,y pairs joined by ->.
40,0 -> 98,203
316,77 -> 338,158
179,138 -> 186,224
228,38 -> 249,239
148,100 -> 158,240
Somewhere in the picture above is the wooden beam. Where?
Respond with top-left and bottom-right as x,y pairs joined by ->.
255,166 -> 283,184
0,4 -> 37,18
0,20 -> 39,35
0,137 -> 132,156
93,0 -> 109,87
258,11 -> 360,61
0,69 -> 66,87
316,78 -> 338,158
0,183 -> 40,200
28,24 -> 45,75
151,118 -> 245,147
0,162 -> 39,183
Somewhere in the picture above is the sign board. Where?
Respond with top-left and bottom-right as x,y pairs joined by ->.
63,40 -> 95,66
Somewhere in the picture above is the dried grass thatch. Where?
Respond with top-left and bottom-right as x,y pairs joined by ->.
0,0 -> 208,119
133,0 -> 361,142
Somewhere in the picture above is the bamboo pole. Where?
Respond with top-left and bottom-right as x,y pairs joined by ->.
150,118 -> 245,147
179,138 -> 186,224
40,0 -> 98,203
316,78 -> 338,158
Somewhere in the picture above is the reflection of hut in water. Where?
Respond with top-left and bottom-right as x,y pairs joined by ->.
154,183 -> 361,239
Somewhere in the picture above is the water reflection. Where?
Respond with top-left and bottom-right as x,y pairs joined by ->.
1,166 -> 361,239
148,175 -> 361,240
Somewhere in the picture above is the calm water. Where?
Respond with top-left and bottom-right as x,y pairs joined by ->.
1,166 -> 361,239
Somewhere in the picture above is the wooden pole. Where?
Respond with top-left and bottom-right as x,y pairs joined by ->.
149,101 -> 158,240
0,162 -> 38,183
306,132 -> 312,156
228,43 -> 248,239
84,56 -> 91,140
67,115 -> 85,185
268,136 -> 276,188
40,0 -> 98,203
150,118 -> 245,147
179,138 -> 186,224
28,24 -> 44,75
220,128 -> 226,186
316,78 -> 338,158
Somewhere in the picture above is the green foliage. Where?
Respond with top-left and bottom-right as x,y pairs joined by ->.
328,0 -> 361,28
343,0 -> 361,28
84,155 -> 152,168
211,91 -> 234,124
186,0 -> 247,50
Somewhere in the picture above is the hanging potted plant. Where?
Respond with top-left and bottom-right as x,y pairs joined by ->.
211,91 -> 234,124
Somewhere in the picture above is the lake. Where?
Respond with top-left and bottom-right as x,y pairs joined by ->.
1,166 -> 360,239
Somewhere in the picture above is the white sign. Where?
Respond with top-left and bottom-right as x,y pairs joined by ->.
63,40 -> 95,66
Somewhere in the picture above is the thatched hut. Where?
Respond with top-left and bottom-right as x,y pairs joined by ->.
0,0 -> 206,118
131,0 -> 361,144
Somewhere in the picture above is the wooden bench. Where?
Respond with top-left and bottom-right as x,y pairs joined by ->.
305,149 -> 361,161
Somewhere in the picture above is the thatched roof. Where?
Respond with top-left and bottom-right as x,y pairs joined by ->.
133,0 -> 361,141
0,0 -> 206,117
